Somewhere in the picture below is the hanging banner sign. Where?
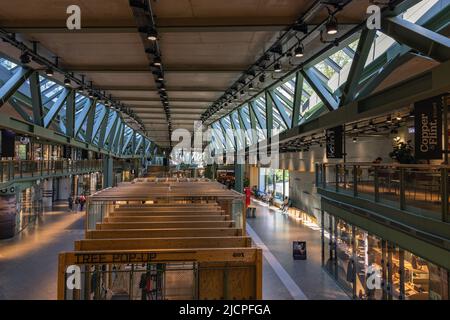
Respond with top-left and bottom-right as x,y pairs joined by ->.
326,125 -> 343,159
414,96 -> 442,160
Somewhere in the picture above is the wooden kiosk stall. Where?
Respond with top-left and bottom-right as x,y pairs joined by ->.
57,178 -> 262,300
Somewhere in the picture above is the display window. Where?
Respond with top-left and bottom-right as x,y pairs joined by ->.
335,219 -> 353,294
321,212 -> 449,300
403,250 -> 431,300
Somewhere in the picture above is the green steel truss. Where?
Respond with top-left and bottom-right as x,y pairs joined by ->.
209,0 -> 450,152
0,57 -> 156,159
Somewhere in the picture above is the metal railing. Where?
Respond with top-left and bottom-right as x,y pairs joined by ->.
316,162 -> 450,222
85,196 -> 245,232
0,159 -> 138,185
0,159 -> 103,184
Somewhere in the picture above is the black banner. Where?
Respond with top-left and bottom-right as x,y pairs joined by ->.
1,130 -> 16,158
414,96 -> 442,160
325,125 -> 343,159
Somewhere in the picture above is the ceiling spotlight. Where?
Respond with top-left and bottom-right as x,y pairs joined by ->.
152,57 -> 162,67
20,51 -> 31,64
156,74 -> 164,81
274,62 -> 282,72
248,82 -> 254,90
147,29 -> 158,41
396,116 -> 402,121
45,68 -> 54,77
259,74 -> 266,83
353,137 -> 357,143
64,77 -> 71,87
294,44 -> 304,58
326,15 -> 338,35
88,91 -> 94,99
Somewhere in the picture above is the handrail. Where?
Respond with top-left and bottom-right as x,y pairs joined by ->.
318,162 -> 450,169
315,162 -> 450,223
0,159 -> 135,184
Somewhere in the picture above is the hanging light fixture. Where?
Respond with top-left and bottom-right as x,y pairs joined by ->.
274,62 -> 282,73
147,28 -> 158,41
45,67 -> 54,77
20,51 -> 31,64
152,56 -> 162,67
259,74 -> 266,83
64,77 -> 71,87
326,12 -> 338,35
294,43 -> 304,57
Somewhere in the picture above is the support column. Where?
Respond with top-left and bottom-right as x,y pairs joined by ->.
42,178 -> 53,209
103,156 -> 113,188
58,177 -> 71,200
234,163 -> 244,193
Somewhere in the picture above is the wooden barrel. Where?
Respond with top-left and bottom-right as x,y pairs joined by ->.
0,195 -> 16,239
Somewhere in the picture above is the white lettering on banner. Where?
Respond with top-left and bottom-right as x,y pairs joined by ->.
419,103 -> 439,153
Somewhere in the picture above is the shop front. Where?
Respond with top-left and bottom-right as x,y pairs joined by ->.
16,183 -> 43,234
322,211 -> 449,300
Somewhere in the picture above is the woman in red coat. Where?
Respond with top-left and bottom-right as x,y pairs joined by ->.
244,187 -> 252,207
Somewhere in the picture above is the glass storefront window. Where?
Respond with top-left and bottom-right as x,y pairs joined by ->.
354,229 -> 383,300
336,219 -> 354,294
403,250 -> 431,300
322,212 -> 449,300
429,263 -> 449,300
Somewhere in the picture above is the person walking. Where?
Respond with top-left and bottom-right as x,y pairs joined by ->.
281,196 -> 289,213
68,195 -> 73,212
79,194 -> 87,211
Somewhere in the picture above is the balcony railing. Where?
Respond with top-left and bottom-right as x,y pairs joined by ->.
316,162 -> 450,223
0,160 -> 105,184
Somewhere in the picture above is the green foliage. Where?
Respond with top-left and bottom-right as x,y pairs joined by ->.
389,140 -> 416,164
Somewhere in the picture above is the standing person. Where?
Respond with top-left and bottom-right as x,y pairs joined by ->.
68,195 -> 73,212
281,196 -> 289,213
79,194 -> 86,211
244,186 -> 252,208
74,196 -> 80,211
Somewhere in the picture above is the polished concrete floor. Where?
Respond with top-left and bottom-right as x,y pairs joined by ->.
0,200 -> 348,300
0,203 -> 85,299
247,199 -> 348,300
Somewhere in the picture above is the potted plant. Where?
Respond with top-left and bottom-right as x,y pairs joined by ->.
389,140 -> 415,164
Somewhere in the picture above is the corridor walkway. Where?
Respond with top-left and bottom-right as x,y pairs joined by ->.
0,199 -> 348,300
248,199 -> 348,300
0,203 -> 85,299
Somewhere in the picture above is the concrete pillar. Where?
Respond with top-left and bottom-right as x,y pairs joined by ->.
103,156 -> 113,188
58,177 -> 71,200
234,163 -> 244,193
42,178 -> 53,209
